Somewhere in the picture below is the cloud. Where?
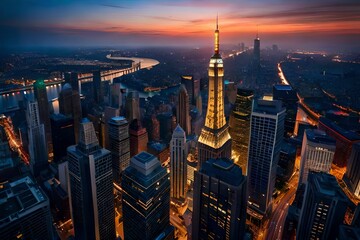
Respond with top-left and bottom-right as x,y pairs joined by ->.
100,3 -> 128,9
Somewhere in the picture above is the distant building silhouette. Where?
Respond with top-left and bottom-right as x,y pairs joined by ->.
129,119 -> 148,157
93,70 -> 103,104
125,91 -> 140,122
177,84 -> 191,135
181,75 -> 200,105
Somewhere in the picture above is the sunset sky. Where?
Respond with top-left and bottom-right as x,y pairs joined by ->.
1,0 -> 359,51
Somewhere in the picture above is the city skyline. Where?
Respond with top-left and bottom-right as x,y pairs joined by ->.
1,0 -> 359,51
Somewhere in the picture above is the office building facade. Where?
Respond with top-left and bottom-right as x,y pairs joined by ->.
108,116 -> 130,183
67,119 -> 115,240
298,129 -> 335,186
228,88 -> 253,174
247,96 -> 285,216
170,125 -> 187,200
297,172 -> 350,240
122,152 -> 174,240
192,158 -> 247,240
177,84 -> 191,135
343,142 -> 360,197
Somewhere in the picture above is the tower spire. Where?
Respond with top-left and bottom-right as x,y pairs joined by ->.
214,15 -> 219,54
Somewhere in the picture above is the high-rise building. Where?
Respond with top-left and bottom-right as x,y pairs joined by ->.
198,18 -> 232,168
33,79 -> 52,156
228,88 -> 253,174
58,83 -> 82,142
253,34 -> 260,67
273,84 -> 298,137
157,112 -> 173,143
0,176 -> 54,239
298,129 -> 335,186
122,152 -> 174,240
108,116 -> 130,183
343,142 -> 360,197
93,70 -> 103,104
110,83 -> 123,109
27,100 -> 48,176
192,158 -> 247,240
67,119 -> 115,240
125,91 -> 140,122
50,114 -> 75,163
318,117 -> 360,167
129,119 -> 148,157
196,94 -> 202,116
177,84 -> 191,135
247,95 -> 285,217
297,172 -> 350,240
181,75 -> 200,105
102,106 -> 120,148
170,125 -> 187,200
64,71 -> 80,92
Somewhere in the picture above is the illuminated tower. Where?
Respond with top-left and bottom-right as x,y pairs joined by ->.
198,17 -> 232,168
177,84 -> 191,135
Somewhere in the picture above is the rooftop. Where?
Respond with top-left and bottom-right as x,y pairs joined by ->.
200,158 -> 245,187
309,172 -> 348,201
305,129 -> 336,146
109,116 -> 127,125
0,176 -> 48,223
273,84 -> 293,91
319,117 -> 360,141
253,96 -> 285,115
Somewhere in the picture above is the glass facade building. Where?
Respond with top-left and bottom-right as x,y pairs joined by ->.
122,152 -> 174,240
192,158 -> 247,240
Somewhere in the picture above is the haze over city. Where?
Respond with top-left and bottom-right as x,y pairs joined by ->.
1,0 -> 360,51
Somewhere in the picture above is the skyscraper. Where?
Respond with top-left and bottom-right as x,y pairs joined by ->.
177,84 -> 191,135
129,119 -> 148,157
58,83 -> 82,142
181,75 -> 200,105
170,124 -> 187,200
273,84 -> 298,137
93,70 -> 103,104
297,172 -> 350,240
253,33 -> 260,67
50,113 -> 75,163
125,91 -> 140,122
64,71 -> 80,92
343,142 -> 360,197
67,119 -> 115,240
0,176 -> 54,239
198,18 -> 232,168
108,116 -> 130,183
27,100 -> 48,176
298,129 -> 335,186
33,79 -> 52,156
228,88 -> 253,174
192,158 -> 247,240
247,95 -> 285,217
122,152 -> 174,240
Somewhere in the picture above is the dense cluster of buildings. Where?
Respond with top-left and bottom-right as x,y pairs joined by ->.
1,19 -> 360,240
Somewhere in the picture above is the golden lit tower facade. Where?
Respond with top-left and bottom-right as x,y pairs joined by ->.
198,18 -> 232,168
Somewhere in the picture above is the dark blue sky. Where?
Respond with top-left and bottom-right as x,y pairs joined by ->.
1,0 -> 359,51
